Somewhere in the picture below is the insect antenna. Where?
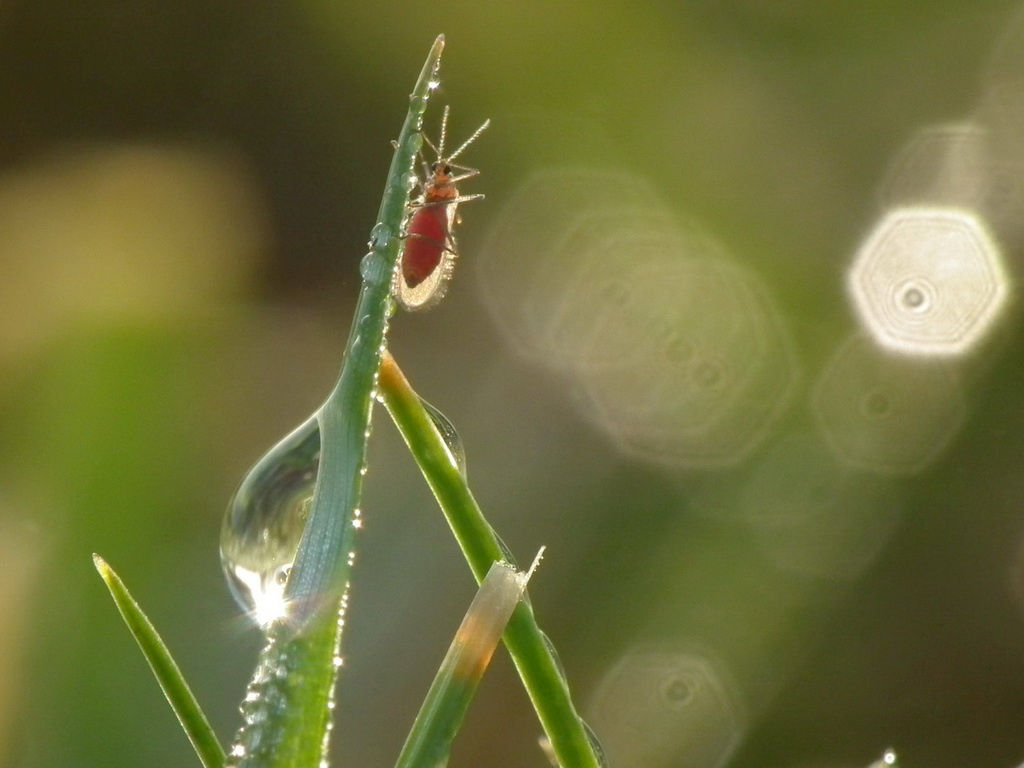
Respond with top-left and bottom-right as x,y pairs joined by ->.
421,105 -> 451,161
437,104 -> 450,157
421,105 -> 489,165
447,118 -> 490,163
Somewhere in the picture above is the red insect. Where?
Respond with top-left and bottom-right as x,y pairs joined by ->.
393,105 -> 489,311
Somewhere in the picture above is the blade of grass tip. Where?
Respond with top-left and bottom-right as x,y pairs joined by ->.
378,352 -> 605,768
93,554 -> 225,768
223,37 -> 445,768
394,553 -> 542,768
283,33 -> 445,636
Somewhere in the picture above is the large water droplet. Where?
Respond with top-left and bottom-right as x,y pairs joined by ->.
220,414 -> 320,625
420,397 -> 467,478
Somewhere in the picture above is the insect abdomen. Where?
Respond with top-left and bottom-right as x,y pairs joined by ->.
402,205 -> 452,287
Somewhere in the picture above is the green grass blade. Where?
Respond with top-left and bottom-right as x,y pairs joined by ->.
223,37 -> 444,768
283,33 -> 444,635
226,611 -> 342,767
394,561 -> 527,768
378,352 -> 605,768
93,554 -> 226,768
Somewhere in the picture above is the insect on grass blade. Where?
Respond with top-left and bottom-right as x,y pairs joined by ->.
392,105 -> 489,311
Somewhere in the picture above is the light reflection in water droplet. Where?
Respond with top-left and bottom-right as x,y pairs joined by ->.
220,414 -> 320,626
865,748 -> 899,768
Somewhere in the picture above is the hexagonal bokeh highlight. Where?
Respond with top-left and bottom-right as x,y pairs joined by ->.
587,647 -> 744,768
812,336 -> 966,474
741,431 -> 903,579
847,207 -> 1009,356
879,123 -> 983,208
979,5 -> 1024,198
476,169 -> 671,364
537,217 -> 719,374
574,257 -> 799,468
878,124 -> 1022,235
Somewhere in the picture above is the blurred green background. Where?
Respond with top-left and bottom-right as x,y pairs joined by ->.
2,1 -> 1024,767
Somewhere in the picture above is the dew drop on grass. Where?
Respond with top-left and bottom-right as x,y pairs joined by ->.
420,396 -> 467,477
491,529 -> 519,569
404,132 -> 423,158
540,630 -> 569,684
220,414 -> 320,626
582,720 -> 610,768
359,250 -> 390,285
369,221 -> 392,249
